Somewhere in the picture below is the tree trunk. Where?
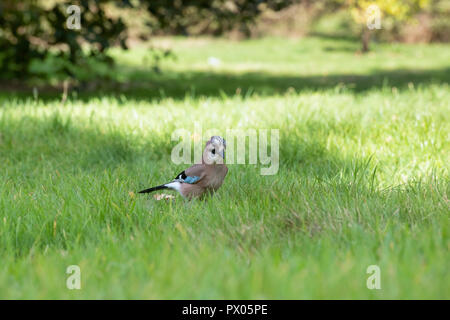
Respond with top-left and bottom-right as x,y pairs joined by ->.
361,27 -> 371,53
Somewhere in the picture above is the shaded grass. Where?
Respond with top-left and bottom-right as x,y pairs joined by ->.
0,37 -> 449,299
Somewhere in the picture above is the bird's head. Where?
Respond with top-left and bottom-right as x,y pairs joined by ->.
203,136 -> 226,165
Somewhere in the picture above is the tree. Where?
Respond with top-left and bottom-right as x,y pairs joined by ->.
0,0 -> 295,81
345,0 -> 430,52
0,0 -> 129,80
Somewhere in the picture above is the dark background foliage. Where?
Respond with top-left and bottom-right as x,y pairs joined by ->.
0,0 -> 448,82
0,0 -> 130,79
0,0 -> 296,81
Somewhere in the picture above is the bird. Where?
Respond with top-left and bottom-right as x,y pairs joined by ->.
139,136 -> 228,199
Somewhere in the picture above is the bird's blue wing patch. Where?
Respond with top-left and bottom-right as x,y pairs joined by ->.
183,176 -> 200,184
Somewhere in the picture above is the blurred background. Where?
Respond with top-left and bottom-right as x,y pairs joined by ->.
0,0 -> 448,90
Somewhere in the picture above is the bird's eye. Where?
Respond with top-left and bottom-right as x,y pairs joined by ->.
212,149 -> 216,154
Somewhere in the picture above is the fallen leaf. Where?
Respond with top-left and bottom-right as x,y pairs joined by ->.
153,193 -> 175,201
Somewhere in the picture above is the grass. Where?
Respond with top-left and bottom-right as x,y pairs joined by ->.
0,36 -> 449,299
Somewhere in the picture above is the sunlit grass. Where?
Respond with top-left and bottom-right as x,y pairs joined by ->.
0,36 -> 449,299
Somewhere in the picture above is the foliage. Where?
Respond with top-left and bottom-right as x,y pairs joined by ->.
347,0 -> 430,23
0,0 -> 444,79
140,0 -> 296,36
0,0 -> 129,80
429,0 -> 450,42
0,0 -> 295,81
342,0 -> 430,51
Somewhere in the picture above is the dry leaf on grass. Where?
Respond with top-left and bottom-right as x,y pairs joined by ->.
153,193 -> 176,201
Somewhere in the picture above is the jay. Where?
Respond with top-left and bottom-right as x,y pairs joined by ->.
139,136 -> 228,199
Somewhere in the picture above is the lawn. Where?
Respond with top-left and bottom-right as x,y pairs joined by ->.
0,36 -> 448,299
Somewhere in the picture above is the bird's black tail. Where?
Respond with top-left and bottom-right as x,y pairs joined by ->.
138,184 -> 168,194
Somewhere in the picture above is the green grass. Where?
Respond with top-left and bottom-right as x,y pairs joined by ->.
0,36 -> 449,299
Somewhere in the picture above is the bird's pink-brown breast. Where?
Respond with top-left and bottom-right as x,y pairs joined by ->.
204,164 -> 228,191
